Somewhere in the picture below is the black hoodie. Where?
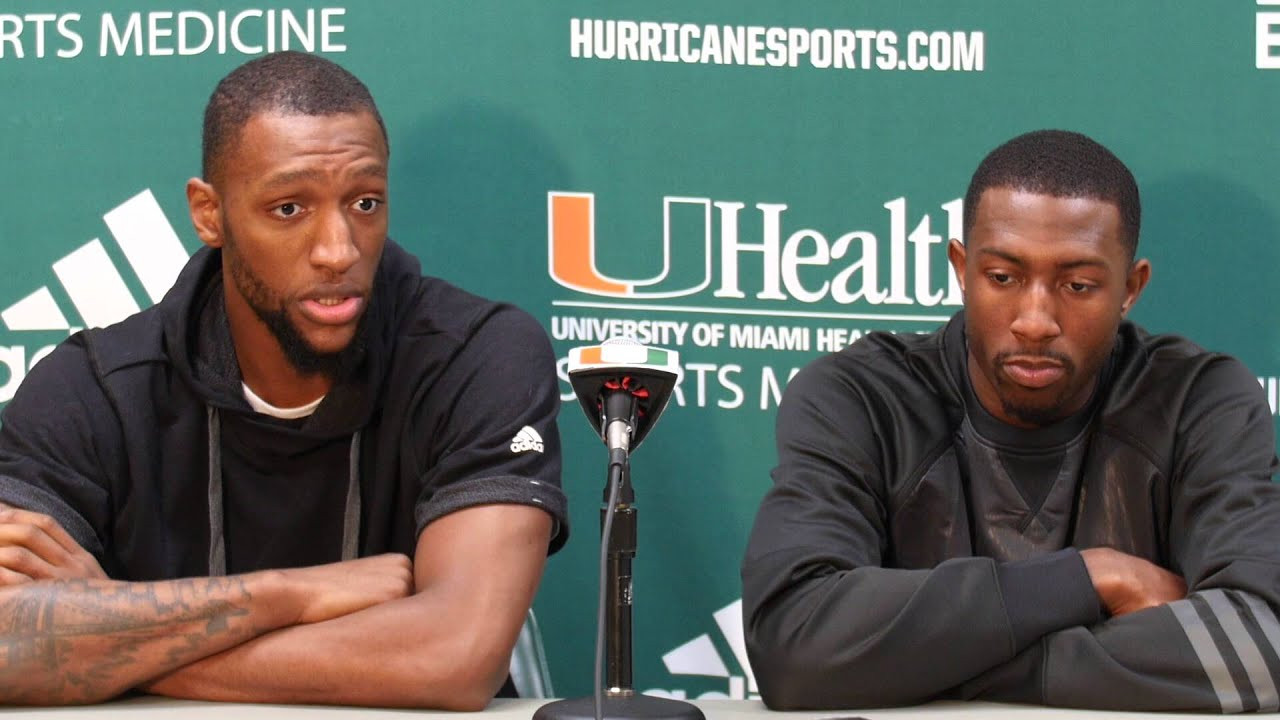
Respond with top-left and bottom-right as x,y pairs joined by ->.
0,241 -> 568,579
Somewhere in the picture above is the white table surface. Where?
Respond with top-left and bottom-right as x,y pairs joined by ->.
0,696 -> 1231,719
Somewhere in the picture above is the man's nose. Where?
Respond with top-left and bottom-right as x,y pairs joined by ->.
310,208 -> 360,274
1009,283 -> 1061,344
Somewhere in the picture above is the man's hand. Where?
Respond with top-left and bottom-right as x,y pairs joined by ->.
284,553 -> 414,624
0,503 -> 106,585
1080,547 -> 1187,617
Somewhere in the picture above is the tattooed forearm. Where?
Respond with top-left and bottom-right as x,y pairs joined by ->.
0,577 -> 273,705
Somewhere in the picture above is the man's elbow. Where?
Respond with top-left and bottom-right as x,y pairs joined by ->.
752,651 -> 926,710
432,667 -> 506,713
748,626 -> 934,710
748,627 -> 843,710
751,652 -> 841,709
374,667 -> 496,711
754,671 -> 816,711
397,636 -> 512,711
429,683 -> 497,713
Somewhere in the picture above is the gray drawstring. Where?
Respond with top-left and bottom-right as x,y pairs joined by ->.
206,407 -> 361,575
207,406 -> 226,575
341,431 -> 361,562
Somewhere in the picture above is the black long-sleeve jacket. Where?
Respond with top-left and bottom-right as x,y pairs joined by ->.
743,313 -> 1280,712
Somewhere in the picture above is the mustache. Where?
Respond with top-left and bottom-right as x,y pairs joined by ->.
994,350 -> 1075,371
301,282 -> 364,301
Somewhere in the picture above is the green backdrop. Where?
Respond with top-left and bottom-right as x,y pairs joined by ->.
2,0 -> 1278,700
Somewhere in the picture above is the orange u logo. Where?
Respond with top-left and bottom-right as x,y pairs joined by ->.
547,192 -> 712,299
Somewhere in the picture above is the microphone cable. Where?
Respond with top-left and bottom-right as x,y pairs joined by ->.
594,453 -> 625,720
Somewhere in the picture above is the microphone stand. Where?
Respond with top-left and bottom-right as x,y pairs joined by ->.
604,419 -> 637,697
534,396 -> 703,720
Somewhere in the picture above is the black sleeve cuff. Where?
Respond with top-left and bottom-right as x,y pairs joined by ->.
414,475 -> 570,554
0,480 -> 104,559
995,548 -> 1103,651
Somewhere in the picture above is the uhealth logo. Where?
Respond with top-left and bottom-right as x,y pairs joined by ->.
647,598 -> 758,700
548,190 -> 964,313
0,189 -> 189,402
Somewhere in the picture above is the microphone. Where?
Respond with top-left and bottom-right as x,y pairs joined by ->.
567,337 -> 682,456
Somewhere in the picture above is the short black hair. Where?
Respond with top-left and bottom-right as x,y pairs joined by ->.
201,51 -> 388,185
963,129 -> 1140,258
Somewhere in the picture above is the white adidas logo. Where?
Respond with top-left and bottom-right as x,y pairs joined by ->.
510,425 -> 545,454
646,598 -> 759,701
0,189 -> 190,402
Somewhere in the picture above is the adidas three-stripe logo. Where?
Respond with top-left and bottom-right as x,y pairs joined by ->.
661,598 -> 758,699
510,426 -> 545,454
1171,589 -> 1280,712
2,189 -> 189,332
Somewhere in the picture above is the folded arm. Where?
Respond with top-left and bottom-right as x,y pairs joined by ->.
0,552 -> 412,705
142,503 -> 553,710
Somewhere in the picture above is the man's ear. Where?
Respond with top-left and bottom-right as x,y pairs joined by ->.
1121,258 -> 1152,317
186,178 -> 224,249
947,238 -> 967,295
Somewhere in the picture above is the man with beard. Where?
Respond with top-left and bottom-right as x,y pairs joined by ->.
743,130 -> 1280,713
0,52 -> 567,708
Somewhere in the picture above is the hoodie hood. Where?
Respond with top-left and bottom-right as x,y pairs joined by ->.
160,240 -> 425,440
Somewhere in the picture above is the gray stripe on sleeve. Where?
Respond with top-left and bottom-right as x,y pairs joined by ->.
1204,589 -> 1278,712
1170,597 -> 1244,713
1239,593 -> 1280,671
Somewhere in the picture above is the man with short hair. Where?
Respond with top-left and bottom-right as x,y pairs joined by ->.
743,129 -> 1280,713
0,51 -> 567,708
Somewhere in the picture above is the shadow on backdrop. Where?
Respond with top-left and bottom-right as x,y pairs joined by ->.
393,101 -> 570,310
1137,173 -> 1280,375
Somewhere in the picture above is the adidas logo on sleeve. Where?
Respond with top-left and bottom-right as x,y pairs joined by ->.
510,425 -> 545,454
